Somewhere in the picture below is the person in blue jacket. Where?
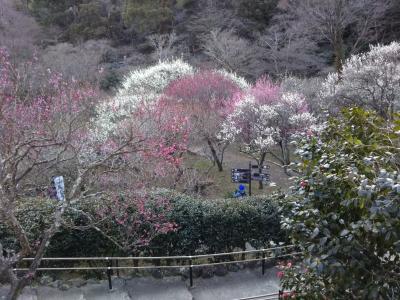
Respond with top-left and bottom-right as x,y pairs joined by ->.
233,184 -> 246,198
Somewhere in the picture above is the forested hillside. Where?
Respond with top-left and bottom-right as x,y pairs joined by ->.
2,0 -> 400,90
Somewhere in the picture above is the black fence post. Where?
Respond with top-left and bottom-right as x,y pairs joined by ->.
107,258 -> 112,290
115,259 -> 120,277
262,251 -> 266,275
278,290 -> 283,299
189,257 -> 193,287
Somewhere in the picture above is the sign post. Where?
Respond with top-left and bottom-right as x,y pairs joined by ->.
231,162 -> 271,196
248,161 -> 252,196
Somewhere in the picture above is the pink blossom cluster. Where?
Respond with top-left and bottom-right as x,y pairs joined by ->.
96,191 -> 177,249
276,260 -> 296,299
0,47 -> 96,156
163,70 -> 241,118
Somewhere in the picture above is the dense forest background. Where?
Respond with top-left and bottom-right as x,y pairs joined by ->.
2,0 -> 400,92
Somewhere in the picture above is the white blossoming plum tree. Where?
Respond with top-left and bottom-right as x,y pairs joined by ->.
322,42 -> 400,119
94,59 -> 194,140
220,77 -> 316,180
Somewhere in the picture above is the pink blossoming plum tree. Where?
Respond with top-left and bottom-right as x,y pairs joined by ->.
0,48 -> 183,300
162,70 -> 243,171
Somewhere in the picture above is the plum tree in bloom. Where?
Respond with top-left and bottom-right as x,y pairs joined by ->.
162,70 -> 243,171
95,59 -> 194,140
0,48 -> 96,298
322,42 -> 400,119
215,69 -> 250,91
220,77 -> 315,178
90,191 -> 177,252
0,49 -> 180,299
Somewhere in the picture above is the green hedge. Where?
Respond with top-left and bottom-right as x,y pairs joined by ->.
0,191 -> 282,257
0,198 -> 116,257
148,190 -> 282,256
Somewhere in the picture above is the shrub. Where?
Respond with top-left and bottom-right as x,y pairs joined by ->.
149,190 -> 283,256
99,70 -> 121,91
0,198 -> 117,257
281,108 -> 400,299
1,192 -> 282,258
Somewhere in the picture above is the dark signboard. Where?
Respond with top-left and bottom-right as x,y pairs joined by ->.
231,169 -> 251,183
251,173 -> 270,182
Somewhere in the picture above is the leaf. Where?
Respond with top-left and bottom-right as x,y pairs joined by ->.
340,229 -> 350,237
311,227 -> 320,238
320,237 -> 328,245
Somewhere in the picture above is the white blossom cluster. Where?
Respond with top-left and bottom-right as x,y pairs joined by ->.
93,59 -> 194,140
276,92 -> 316,130
219,92 -> 316,155
216,69 -> 250,90
322,42 -> 400,115
120,59 -> 194,101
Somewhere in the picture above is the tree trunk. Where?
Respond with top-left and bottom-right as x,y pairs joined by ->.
4,203 -> 66,300
7,279 -> 27,300
333,35 -> 345,74
332,0 -> 345,75
284,139 -> 290,166
279,140 -> 291,175
206,138 -> 223,172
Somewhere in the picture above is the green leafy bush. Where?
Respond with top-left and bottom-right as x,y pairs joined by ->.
122,0 -> 174,33
0,198 -> 117,257
1,192 -> 282,258
99,70 -> 121,91
149,190 -> 282,256
281,108 -> 400,299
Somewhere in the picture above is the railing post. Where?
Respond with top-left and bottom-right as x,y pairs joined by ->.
278,290 -> 283,299
262,251 -> 266,275
115,259 -> 120,277
189,257 -> 193,287
106,258 -> 112,290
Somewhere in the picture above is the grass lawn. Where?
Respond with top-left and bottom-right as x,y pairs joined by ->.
181,145 -> 296,199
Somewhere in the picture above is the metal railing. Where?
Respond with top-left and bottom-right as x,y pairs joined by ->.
235,292 -> 281,300
14,245 -> 302,291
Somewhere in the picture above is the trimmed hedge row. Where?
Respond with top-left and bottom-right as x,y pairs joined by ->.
148,190 -> 282,256
0,191 -> 282,257
0,198 -> 114,257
